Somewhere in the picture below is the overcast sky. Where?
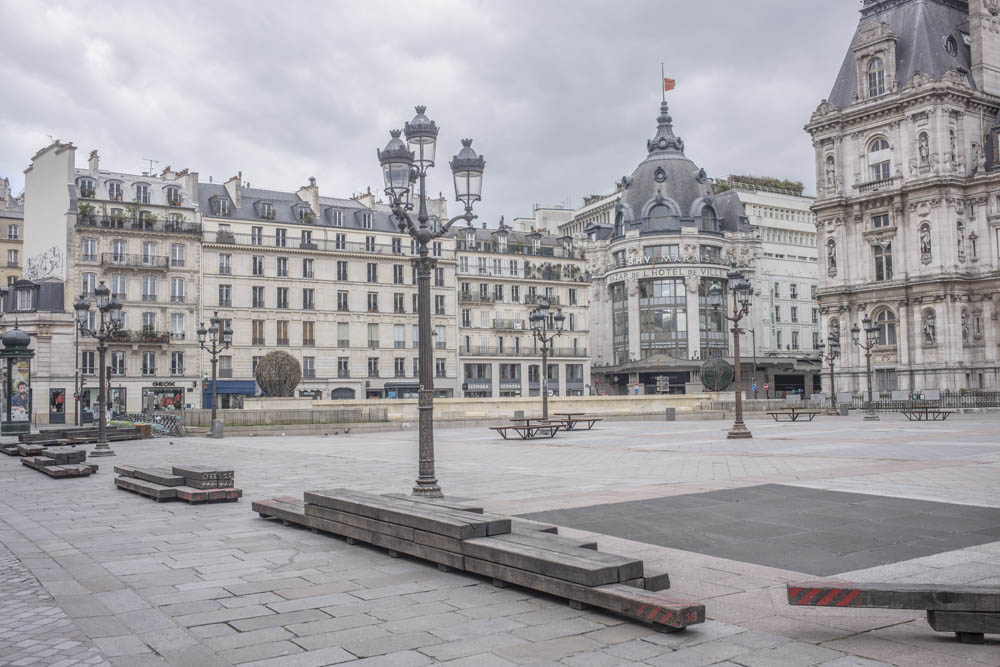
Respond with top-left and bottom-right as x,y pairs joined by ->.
0,0 -> 860,224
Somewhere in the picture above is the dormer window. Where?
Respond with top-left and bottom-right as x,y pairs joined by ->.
868,58 -> 885,97
107,181 -> 123,201
210,196 -> 230,216
165,186 -> 181,206
330,209 -> 344,226
297,207 -> 315,223
532,237 -> 541,253
259,201 -> 274,220
134,183 -> 150,204
361,212 -> 373,229
77,177 -> 96,198
701,206 -> 717,232
498,235 -> 507,252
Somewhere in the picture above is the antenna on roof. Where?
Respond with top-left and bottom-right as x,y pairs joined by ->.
141,158 -> 159,176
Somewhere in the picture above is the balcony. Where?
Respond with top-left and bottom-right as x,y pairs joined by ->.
171,259 -> 186,267
7,261 -> 18,268
493,319 -> 526,331
368,340 -> 380,349
203,230 -> 456,259
854,176 -> 900,195
107,330 -> 170,345
304,369 -> 316,379
303,339 -> 315,347
76,215 -> 201,235
171,295 -> 185,304
219,368 -> 234,378
460,345 -> 588,358
337,339 -> 350,348
252,338 -> 265,345
277,338 -> 289,346
141,368 -> 157,377
101,253 -> 168,269
459,293 -> 494,304
394,341 -> 406,349
142,294 -> 157,302
524,294 -> 560,305
456,240 -> 579,259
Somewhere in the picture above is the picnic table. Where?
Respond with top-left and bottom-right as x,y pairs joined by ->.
552,413 -> 603,430
490,418 -> 564,440
766,407 -> 822,422
900,406 -> 955,421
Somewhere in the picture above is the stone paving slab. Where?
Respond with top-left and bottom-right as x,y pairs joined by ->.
0,415 -> 998,665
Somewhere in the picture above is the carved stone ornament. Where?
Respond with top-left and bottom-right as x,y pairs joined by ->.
685,275 -> 700,295
987,0 -> 1000,16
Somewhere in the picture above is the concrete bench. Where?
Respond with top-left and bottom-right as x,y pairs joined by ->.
254,489 -> 701,632
787,580 -> 1000,643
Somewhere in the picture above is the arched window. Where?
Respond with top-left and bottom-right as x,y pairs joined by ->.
868,58 -> 885,97
648,204 -> 672,228
868,137 -> 891,181
613,212 -> 623,237
869,138 -> 889,153
873,308 -> 897,346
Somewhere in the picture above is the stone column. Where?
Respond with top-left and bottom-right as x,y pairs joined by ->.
686,276 -> 701,361
627,283 -> 641,361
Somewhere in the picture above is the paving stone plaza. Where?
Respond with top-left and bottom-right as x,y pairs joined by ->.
1,414 -> 998,666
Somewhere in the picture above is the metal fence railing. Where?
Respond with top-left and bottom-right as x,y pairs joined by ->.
181,407 -> 389,428
846,391 -> 1000,412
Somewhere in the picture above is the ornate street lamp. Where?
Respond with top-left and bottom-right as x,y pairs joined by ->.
378,105 -> 485,498
712,270 -> 753,439
74,281 -> 123,456
822,327 -> 841,414
198,310 -> 233,437
850,314 -> 881,421
529,298 -> 565,421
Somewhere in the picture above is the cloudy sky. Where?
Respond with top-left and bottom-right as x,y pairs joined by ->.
1,0 -> 859,224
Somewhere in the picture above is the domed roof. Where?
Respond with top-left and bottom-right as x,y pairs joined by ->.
619,100 -> 714,222
2,325 -> 30,349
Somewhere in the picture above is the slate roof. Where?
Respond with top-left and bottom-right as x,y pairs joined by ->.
827,0 -> 972,109
199,183 -> 403,233
73,169 -> 196,209
445,224 -> 569,248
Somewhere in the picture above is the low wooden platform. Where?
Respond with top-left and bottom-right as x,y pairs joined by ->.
254,490 -> 694,631
21,455 -> 98,478
788,580 -> 1000,643
115,465 -> 242,504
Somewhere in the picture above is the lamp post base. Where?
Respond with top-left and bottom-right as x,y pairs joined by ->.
90,443 -> 116,457
863,411 -> 881,421
727,423 -> 753,439
412,479 -> 443,498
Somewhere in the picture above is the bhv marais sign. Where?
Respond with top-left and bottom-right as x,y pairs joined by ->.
609,264 -> 728,281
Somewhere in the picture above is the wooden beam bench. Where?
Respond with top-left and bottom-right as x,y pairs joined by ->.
114,465 -> 242,503
767,409 -> 821,422
787,580 -> 1000,643
21,456 -> 98,478
253,489 -> 701,632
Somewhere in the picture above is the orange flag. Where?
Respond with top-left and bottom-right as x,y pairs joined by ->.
663,78 -> 676,92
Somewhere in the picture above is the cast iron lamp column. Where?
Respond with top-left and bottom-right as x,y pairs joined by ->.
198,311 -> 233,430
529,298 -> 565,421
378,106 -> 486,498
713,271 -> 753,439
822,330 -> 841,415
73,281 -> 122,456
851,314 -> 881,421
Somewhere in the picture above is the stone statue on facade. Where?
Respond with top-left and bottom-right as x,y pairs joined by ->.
919,224 -> 932,259
825,158 -> 836,191
957,221 -> 966,260
919,133 -> 930,166
826,239 -> 837,276
922,311 -> 936,346
961,310 -> 970,344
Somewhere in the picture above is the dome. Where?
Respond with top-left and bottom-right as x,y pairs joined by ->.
618,100 -> 717,231
2,325 -> 30,349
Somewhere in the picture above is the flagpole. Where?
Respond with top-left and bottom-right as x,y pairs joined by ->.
661,62 -> 665,102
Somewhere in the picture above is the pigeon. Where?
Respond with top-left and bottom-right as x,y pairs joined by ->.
169,441 -> 174,446
345,428 -> 351,435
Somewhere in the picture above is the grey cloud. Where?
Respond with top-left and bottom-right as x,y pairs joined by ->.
0,0 -> 859,223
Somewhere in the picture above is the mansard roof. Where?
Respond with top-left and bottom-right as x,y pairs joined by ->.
828,0 -> 972,109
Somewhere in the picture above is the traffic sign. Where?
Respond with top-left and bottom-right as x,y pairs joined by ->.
764,382 -> 769,391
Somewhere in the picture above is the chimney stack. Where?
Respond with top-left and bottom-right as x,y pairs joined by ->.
89,150 -> 99,176
296,177 -> 320,216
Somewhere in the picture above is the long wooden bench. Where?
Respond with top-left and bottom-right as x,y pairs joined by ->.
787,580 -> 1000,644
254,489 -> 696,631
490,423 -> 562,440
114,465 -> 242,503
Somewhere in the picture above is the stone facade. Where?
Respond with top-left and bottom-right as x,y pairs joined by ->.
453,223 -> 591,398
22,144 -> 203,416
809,0 -> 1000,393
199,177 -> 460,402
0,177 -> 23,287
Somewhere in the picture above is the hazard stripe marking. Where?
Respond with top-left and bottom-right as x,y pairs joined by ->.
836,589 -> 861,607
816,589 -> 842,606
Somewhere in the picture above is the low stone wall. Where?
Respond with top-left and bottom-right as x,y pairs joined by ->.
241,393 -> 733,422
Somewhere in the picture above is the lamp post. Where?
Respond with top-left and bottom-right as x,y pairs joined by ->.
378,105 -> 485,498
822,328 -> 841,414
850,314 -> 880,421
712,271 -> 753,439
74,281 -> 122,456
197,311 -> 233,433
529,298 -> 565,421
